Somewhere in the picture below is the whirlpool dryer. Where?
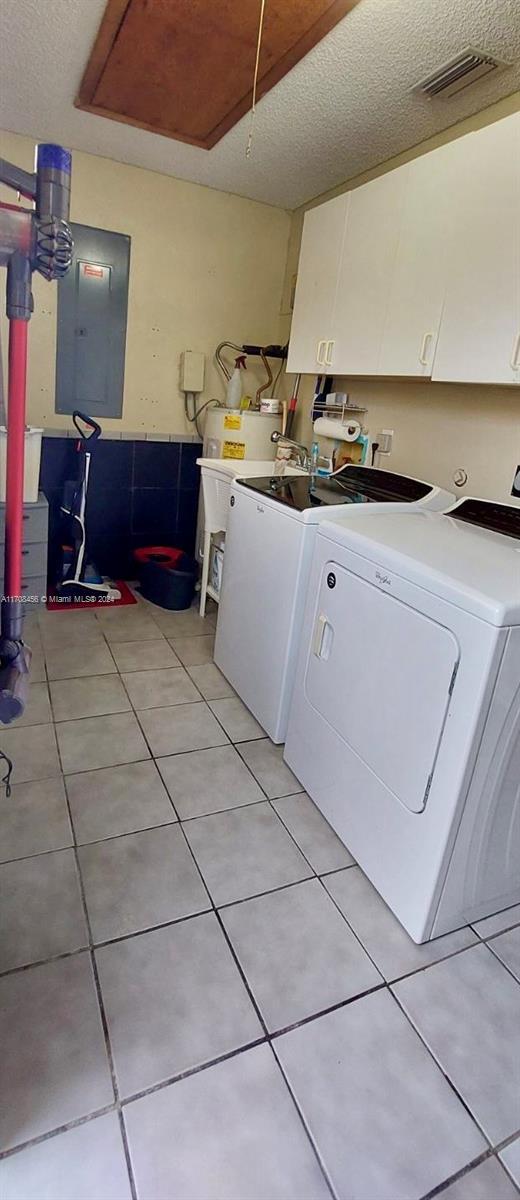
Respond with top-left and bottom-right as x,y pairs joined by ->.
284,498 -> 520,943
214,465 -> 453,743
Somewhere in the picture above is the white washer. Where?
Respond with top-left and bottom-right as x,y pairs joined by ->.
284,498 -> 520,942
214,466 -> 453,742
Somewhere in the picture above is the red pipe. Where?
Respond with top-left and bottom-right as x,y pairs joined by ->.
5,319 -> 28,600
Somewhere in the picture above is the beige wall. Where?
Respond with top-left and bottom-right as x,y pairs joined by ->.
0,129 -> 290,435
294,375 -> 519,504
284,93 -> 520,505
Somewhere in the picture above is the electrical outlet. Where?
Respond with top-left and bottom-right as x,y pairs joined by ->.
378,429 -> 393,455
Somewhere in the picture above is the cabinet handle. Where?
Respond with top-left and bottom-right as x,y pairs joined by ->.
511,332 -> 520,370
419,332 -> 433,367
324,339 -> 334,368
316,339 -> 326,366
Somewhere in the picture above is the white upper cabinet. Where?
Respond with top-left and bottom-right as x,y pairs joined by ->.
432,112 -> 520,385
378,143 -> 456,377
287,112 -> 520,384
329,167 -> 409,375
286,193 -> 349,374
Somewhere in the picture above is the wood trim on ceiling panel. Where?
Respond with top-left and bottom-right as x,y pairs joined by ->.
76,0 -> 361,150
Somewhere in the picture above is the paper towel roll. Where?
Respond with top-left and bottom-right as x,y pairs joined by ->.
313,416 -> 361,442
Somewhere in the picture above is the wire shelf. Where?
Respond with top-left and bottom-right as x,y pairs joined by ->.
312,398 -> 368,418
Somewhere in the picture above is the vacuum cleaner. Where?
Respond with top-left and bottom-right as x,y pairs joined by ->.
0,143 -> 73,723
57,409 -> 121,602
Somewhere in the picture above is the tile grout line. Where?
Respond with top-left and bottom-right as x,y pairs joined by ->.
270,1039 -> 341,1200
119,1036 -> 268,1108
3,1019 -> 519,1174
0,1105 -> 118,1163
172,814 -> 271,1036
63,778 -> 139,1200
474,938 -> 520,991
127,639 -> 219,768
1,877 -> 502,987
9,618 -> 520,1191
1,881 -> 518,1179
420,1146 -> 518,1200
381,936 -> 497,988
268,981 -> 386,1041
2,720 -> 519,981
3,675 -> 519,988
51,673 -> 139,1200
319,869 -> 501,988
202,719 -> 336,884
184,702 -> 518,1189
389,985 -> 496,1154
175,813 -> 337,1199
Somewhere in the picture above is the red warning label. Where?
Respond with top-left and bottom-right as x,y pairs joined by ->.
83,263 -> 106,278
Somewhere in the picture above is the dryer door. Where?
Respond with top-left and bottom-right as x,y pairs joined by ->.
305,561 -> 460,813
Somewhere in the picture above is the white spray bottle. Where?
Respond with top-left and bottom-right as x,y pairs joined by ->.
226,354 -> 246,410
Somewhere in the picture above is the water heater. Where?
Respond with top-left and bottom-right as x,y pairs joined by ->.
203,408 -> 280,462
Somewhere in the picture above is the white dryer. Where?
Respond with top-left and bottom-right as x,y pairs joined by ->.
214,465 -> 453,743
284,498 -> 520,943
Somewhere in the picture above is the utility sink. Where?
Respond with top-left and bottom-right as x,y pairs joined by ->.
196,457 -> 307,478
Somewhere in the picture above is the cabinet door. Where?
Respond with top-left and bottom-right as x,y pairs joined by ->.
330,166 -> 409,375
378,144 -> 456,377
287,193 -> 348,374
433,112 -> 520,385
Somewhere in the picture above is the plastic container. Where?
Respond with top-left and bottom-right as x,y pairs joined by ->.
260,397 -> 281,414
134,546 -> 198,610
0,427 -> 43,503
210,542 -> 224,597
225,355 -> 246,409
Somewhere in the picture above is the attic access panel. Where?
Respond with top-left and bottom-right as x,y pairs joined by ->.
77,0 -> 360,149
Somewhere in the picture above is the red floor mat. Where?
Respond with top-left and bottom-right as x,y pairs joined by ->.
46,580 -> 138,611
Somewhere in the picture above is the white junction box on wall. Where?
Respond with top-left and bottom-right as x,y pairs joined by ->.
180,350 -> 205,394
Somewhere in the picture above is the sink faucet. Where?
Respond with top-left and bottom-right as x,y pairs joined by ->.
271,431 -> 310,470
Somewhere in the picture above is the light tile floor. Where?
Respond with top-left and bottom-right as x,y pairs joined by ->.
0,597 -> 519,1200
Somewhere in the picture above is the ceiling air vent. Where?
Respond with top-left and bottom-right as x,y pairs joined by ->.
413,47 -> 508,99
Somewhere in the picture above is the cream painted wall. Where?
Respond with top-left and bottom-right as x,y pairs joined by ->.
0,129 -> 290,434
284,93 -> 520,506
294,375 -> 519,504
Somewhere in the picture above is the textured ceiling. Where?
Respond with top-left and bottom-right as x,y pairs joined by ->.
0,0 -> 519,209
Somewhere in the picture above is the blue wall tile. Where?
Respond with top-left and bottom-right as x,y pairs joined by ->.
179,442 -> 202,491
40,437 -> 201,586
133,441 -> 181,488
131,487 -> 178,541
89,440 -> 133,490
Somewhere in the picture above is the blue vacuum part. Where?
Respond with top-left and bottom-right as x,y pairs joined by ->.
36,144 -> 72,174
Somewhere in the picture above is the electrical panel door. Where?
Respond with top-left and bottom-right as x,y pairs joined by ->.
55,222 -> 130,418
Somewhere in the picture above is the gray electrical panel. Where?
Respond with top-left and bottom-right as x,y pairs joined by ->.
55,222 -> 130,418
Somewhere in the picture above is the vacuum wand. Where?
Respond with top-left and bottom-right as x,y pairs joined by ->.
0,319 -> 31,725
0,144 -> 73,723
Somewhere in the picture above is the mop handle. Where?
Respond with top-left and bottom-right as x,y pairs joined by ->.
4,319 -> 28,601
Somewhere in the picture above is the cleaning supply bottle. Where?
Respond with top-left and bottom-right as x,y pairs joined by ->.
226,355 -> 246,409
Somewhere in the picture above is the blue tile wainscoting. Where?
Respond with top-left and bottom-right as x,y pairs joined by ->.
39,436 -> 203,586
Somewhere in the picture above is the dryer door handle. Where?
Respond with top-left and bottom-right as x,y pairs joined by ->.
312,613 -> 334,660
